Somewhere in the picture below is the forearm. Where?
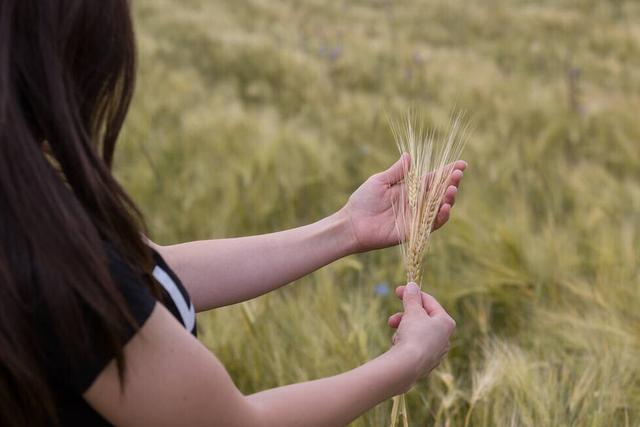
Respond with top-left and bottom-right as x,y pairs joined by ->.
246,348 -> 413,427
156,209 -> 356,311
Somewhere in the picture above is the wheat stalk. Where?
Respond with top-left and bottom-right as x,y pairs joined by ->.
388,111 -> 469,427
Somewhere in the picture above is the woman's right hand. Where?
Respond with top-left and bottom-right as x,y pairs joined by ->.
387,283 -> 456,388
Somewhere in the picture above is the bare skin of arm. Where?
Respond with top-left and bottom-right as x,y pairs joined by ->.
152,210 -> 355,312
152,157 -> 467,311
84,283 -> 455,427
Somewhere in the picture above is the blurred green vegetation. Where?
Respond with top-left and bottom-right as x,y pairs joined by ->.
117,0 -> 640,425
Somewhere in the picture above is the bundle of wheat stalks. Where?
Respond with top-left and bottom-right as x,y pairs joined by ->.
388,111 -> 469,427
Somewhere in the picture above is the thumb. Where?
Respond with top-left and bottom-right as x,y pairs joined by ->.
380,153 -> 410,185
402,282 -> 424,314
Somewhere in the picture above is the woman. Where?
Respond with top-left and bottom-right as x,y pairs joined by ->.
0,1 -> 466,426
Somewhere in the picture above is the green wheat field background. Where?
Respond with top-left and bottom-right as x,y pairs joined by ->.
116,0 -> 640,425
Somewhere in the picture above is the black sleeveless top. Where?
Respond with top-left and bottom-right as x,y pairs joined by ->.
48,245 -> 196,426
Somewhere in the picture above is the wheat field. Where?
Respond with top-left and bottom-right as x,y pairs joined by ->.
116,0 -> 640,425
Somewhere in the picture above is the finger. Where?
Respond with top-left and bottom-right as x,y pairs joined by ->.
380,153 -> 410,185
449,169 -> 464,189
453,160 -> 467,172
421,292 -> 448,317
396,287 -> 447,317
433,203 -> 451,230
417,164 -> 461,203
423,160 -> 465,185
442,185 -> 458,207
387,312 -> 403,329
402,282 -> 425,314
433,174 -> 461,231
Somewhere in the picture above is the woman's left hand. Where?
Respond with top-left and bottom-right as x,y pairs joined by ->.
342,154 -> 467,253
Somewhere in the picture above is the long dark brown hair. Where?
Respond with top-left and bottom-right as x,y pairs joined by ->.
0,0 -> 157,424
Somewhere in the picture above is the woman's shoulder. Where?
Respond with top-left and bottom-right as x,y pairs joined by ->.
148,247 -> 197,335
101,242 -> 159,328
103,241 -> 196,336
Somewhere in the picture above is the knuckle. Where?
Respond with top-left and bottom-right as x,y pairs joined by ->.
371,172 -> 385,183
440,315 -> 456,332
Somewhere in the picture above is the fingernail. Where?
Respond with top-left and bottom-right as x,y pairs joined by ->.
406,282 -> 419,294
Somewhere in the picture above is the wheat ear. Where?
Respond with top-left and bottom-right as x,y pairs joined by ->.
388,111 -> 469,427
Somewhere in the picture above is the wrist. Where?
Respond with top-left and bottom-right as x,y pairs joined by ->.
376,346 -> 420,396
329,207 -> 360,255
